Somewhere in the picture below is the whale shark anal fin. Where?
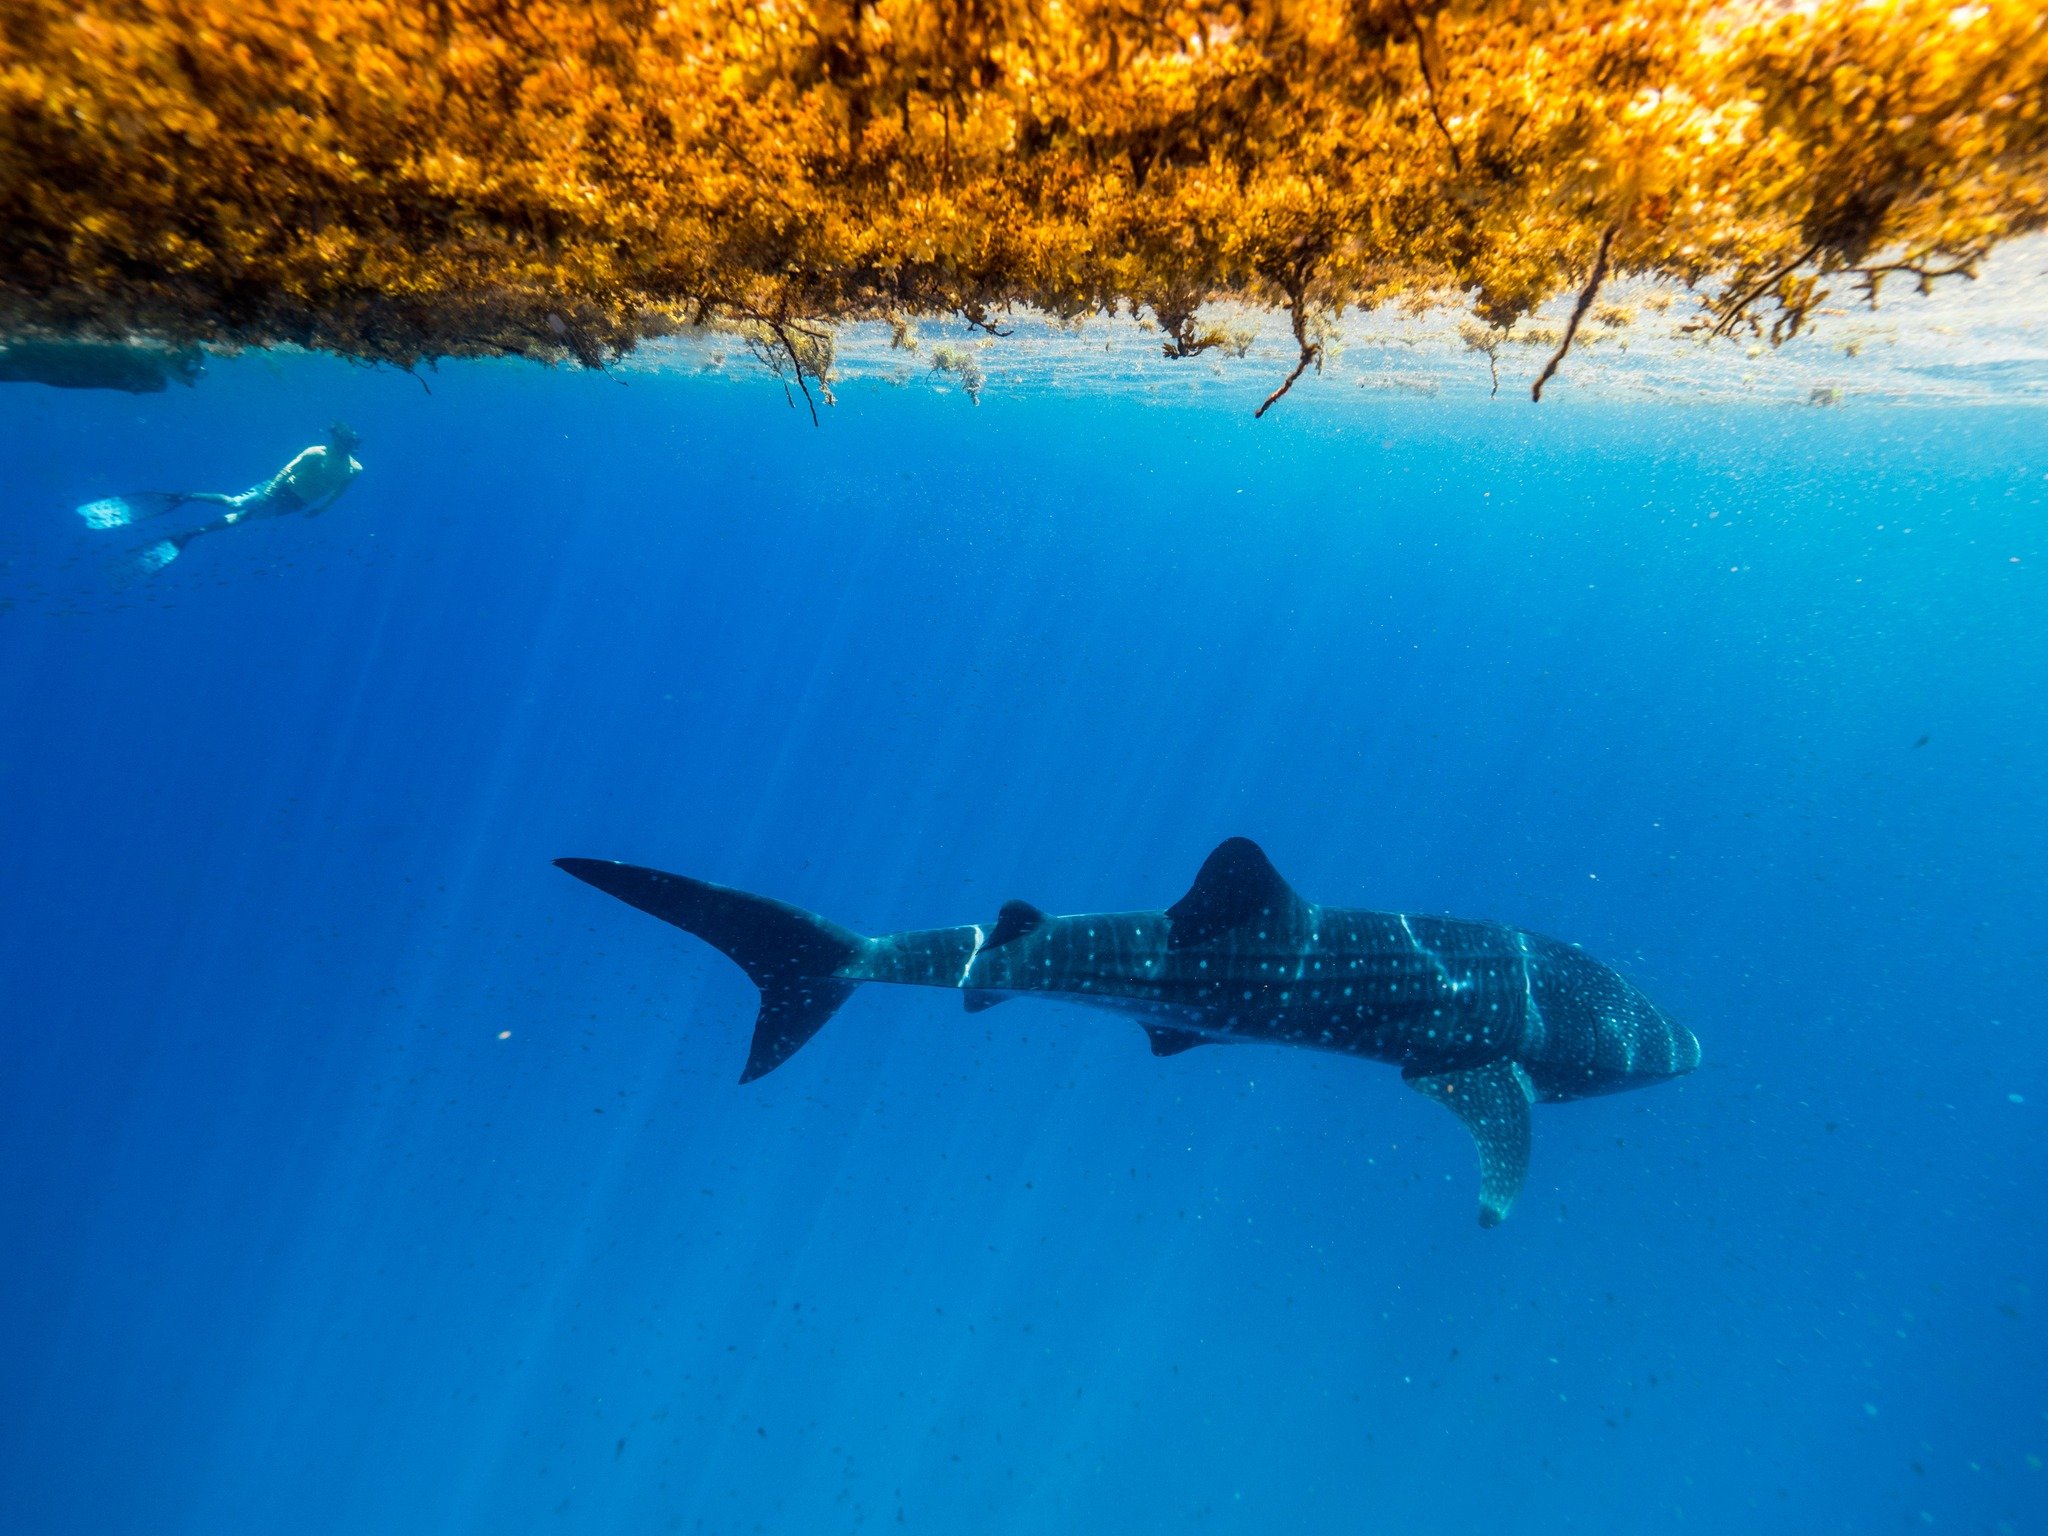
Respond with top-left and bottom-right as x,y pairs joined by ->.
1405,1059 -> 1535,1227
1141,1023 -> 1213,1056
1168,837 -> 1309,949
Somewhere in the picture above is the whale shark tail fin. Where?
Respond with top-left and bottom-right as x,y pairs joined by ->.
554,859 -> 867,1083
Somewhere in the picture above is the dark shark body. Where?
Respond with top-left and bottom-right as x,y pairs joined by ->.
557,839 -> 1698,1225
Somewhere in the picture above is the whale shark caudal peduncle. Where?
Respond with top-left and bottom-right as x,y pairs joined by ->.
555,838 -> 1700,1225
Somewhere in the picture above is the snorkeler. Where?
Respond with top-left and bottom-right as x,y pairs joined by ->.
76,422 -> 364,576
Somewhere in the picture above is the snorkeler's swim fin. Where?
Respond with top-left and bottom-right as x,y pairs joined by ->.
76,492 -> 191,529
124,528 -> 203,578
555,859 -> 868,1082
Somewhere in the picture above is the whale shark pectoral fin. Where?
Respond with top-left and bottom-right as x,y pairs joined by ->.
987,900 -> 1048,948
1141,1023 -> 1214,1056
1405,1059 -> 1535,1228
962,989 -> 1011,1013
1167,838 -> 1308,950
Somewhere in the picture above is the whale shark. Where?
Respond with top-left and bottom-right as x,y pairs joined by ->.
556,838 -> 1699,1225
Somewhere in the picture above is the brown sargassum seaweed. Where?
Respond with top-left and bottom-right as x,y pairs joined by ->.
2,0 -> 2043,409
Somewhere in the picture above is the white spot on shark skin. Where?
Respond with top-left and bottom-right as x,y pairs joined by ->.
1515,930 -> 1548,1054
1509,1061 -> 1535,1102
1616,1020 -> 1638,1071
958,924 -> 985,988
1399,914 -> 1460,993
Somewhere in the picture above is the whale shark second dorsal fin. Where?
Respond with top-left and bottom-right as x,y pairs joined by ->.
1167,838 -> 1306,949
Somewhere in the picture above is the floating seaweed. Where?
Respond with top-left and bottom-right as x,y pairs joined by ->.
1,1 -> 2041,409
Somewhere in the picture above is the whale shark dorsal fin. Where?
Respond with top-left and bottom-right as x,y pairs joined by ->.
1141,1023 -> 1213,1056
962,989 -> 1011,1013
1167,838 -> 1305,949
988,899 -> 1048,948
1404,1059 -> 1536,1227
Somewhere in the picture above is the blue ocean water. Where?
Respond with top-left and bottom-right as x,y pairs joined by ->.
2,357 -> 2044,1535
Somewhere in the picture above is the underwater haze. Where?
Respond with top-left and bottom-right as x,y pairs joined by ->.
2,356 -> 2045,1536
